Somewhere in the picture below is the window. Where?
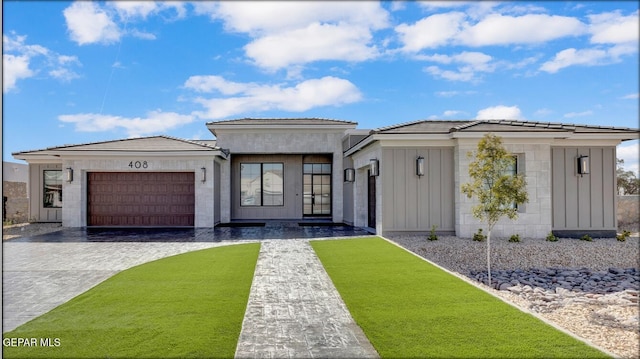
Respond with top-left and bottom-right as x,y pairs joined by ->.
43,170 -> 63,208
506,155 -> 520,210
240,163 -> 284,206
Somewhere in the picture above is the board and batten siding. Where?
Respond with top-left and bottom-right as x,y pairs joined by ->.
381,147 -> 455,233
551,147 -> 616,231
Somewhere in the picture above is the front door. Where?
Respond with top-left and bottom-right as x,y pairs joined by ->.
303,163 -> 331,216
368,170 -> 376,229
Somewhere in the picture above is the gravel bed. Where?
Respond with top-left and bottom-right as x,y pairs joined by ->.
388,235 -> 640,274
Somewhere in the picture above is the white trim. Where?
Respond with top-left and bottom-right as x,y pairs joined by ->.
16,151 -> 228,161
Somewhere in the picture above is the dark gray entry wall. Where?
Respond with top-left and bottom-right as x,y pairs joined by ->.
551,147 -> 617,234
381,147 -> 455,233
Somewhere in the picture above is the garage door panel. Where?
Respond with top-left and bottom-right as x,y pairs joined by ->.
88,172 -> 195,227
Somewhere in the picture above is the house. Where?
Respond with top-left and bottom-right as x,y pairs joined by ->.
13,118 -> 639,238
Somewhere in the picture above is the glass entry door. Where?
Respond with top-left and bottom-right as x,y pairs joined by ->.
303,163 -> 331,216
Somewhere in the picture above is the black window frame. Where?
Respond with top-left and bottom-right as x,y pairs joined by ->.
240,162 -> 284,207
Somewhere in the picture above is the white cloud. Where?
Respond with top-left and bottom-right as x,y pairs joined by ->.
443,110 -> 466,117
540,47 -> 612,73
49,68 -> 80,82
538,11 -> 638,73
458,14 -> 586,46
396,12 -> 585,52
421,51 -> 495,82
395,12 -> 466,51
63,2 -> 121,45
476,105 -> 524,120
621,93 -> 639,100
3,33 -> 81,92
563,110 -> 593,118
58,110 -> 195,137
183,75 -> 250,95
198,1 -> 388,34
63,2 -> 185,45
129,29 -> 157,40
185,76 -> 362,120
588,11 -> 639,44
110,1 -> 159,20
425,66 -> 475,82
3,54 -> 33,92
617,141 -> 640,177
245,23 -> 379,70
196,2 -> 389,71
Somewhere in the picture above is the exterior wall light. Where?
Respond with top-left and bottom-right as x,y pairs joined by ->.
416,156 -> 425,177
66,167 -> 73,183
201,167 -> 207,183
344,168 -> 355,182
577,155 -> 589,176
369,159 -> 379,177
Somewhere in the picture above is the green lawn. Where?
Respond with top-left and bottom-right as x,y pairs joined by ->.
311,237 -> 609,359
3,243 -> 260,359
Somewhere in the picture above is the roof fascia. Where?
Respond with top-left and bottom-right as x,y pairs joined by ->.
15,150 -> 228,160
451,132 -> 572,139
208,123 -> 355,134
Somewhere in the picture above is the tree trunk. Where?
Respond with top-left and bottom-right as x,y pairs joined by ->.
487,229 -> 492,288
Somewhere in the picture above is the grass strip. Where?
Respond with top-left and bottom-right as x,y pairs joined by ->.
311,237 -> 608,358
3,243 -> 260,358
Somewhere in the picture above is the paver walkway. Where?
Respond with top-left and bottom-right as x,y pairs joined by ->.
235,239 -> 379,358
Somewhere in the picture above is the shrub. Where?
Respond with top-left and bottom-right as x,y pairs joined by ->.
473,228 -> 486,242
616,230 -> 631,242
427,225 -> 438,241
580,234 -> 593,242
508,234 -> 521,243
546,232 -> 558,242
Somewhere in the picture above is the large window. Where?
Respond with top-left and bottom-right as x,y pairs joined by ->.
43,170 -> 63,208
240,163 -> 284,206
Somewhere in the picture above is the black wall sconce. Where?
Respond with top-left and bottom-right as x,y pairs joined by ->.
66,167 -> 73,183
344,168 -> 355,182
201,167 -> 207,183
416,156 -> 425,177
369,159 -> 379,176
577,155 -> 589,176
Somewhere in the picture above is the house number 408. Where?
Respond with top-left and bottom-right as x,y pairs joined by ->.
128,161 -> 148,169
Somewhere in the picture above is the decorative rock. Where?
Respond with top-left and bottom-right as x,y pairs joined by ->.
468,267 -> 639,295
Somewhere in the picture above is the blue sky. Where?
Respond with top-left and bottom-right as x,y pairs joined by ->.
3,1 -> 639,173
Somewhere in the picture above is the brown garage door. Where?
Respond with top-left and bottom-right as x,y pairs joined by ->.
88,172 -> 195,226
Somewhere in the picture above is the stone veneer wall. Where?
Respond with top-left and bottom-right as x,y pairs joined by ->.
3,181 -> 29,223
456,140 -> 553,239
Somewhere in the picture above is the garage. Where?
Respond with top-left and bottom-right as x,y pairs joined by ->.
88,172 -> 195,227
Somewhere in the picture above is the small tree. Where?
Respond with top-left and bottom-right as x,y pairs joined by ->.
461,133 -> 529,287
617,159 -> 640,195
